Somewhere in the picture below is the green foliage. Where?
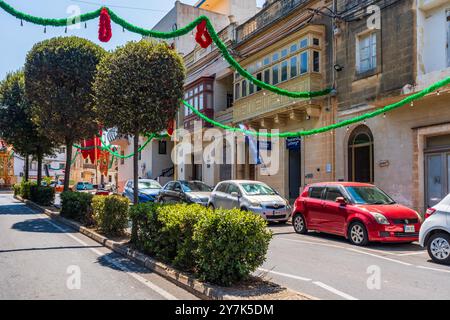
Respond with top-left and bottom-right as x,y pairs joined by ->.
131,204 -> 272,286
16,180 -> 37,199
92,195 -> 129,236
60,191 -> 94,224
13,183 -> 20,196
0,71 -> 54,166
193,209 -> 273,286
93,40 -> 185,137
30,185 -> 55,206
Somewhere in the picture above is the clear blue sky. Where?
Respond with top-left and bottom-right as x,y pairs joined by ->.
0,0 -> 265,79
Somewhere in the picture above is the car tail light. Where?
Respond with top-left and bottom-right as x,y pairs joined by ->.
425,208 -> 436,219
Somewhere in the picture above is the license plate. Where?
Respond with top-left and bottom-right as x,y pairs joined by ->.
404,225 -> 415,233
273,211 -> 282,216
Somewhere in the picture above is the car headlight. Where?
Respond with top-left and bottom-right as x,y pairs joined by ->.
369,212 -> 390,225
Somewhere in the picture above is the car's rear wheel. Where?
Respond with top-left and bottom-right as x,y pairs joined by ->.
427,233 -> 450,265
348,222 -> 369,246
293,213 -> 307,234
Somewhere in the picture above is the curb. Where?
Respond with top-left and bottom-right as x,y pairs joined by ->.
15,195 -> 315,301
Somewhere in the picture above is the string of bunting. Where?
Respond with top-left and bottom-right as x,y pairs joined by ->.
0,1 -> 332,98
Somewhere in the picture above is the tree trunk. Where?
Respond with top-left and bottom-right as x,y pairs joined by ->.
37,146 -> 42,187
131,131 -> 140,244
133,131 -> 139,205
64,141 -> 73,192
24,154 -> 29,182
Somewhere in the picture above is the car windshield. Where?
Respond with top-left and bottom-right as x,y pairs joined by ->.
138,181 -> 161,190
180,181 -> 212,192
241,183 -> 277,196
345,186 -> 395,205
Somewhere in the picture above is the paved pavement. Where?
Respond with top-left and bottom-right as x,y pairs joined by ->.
259,223 -> 450,300
0,193 -> 197,300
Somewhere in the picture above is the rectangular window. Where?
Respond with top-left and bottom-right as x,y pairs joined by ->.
309,187 -> 324,199
249,81 -> 255,95
272,65 -> 279,85
313,38 -> 320,46
256,73 -> 262,91
281,48 -> 288,58
281,61 -> 288,82
199,94 -> 204,110
290,56 -> 298,78
272,52 -> 279,62
264,69 -> 270,84
194,96 -> 199,109
263,57 -> 270,66
235,83 -> 240,100
313,51 -> 320,72
242,80 -> 247,97
300,51 -> 308,74
358,33 -> 377,73
300,38 -> 308,49
447,10 -> 450,67
290,43 -> 298,53
158,140 -> 167,155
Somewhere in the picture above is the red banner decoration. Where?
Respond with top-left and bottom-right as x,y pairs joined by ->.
80,131 -> 102,164
195,20 -> 212,49
98,8 -> 112,42
167,119 -> 175,136
99,151 -> 110,176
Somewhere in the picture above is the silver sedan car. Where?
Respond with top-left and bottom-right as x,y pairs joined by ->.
208,180 -> 292,223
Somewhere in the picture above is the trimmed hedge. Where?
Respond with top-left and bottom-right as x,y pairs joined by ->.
130,203 -> 272,286
60,191 -> 94,225
194,209 -> 272,286
92,195 -> 129,236
14,181 -> 36,199
30,185 -> 55,206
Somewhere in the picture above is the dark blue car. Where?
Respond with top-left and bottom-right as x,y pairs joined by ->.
122,179 -> 162,203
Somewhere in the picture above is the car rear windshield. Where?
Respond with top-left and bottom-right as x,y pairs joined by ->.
345,186 -> 395,205
241,183 -> 276,196
181,181 -> 212,192
138,181 -> 161,189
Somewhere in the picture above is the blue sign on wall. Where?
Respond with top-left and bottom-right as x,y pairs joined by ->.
286,137 -> 301,150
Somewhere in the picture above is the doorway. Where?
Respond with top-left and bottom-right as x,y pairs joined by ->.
348,125 -> 374,183
288,148 -> 301,202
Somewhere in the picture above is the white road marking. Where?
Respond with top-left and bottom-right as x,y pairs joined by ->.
397,251 -> 426,256
312,281 -> 358,300
417,265 -> 450,273
44,217 -> 178,300
258,268 -> 312,282
279,237 -> 344,249
346,248 -> 412,266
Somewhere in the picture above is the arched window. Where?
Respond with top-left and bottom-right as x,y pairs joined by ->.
348,125 -> 374,183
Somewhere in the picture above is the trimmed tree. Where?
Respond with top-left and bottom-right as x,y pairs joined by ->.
24,36 -> 107,191
0,71 -> 54,185
93,40 -> 185,209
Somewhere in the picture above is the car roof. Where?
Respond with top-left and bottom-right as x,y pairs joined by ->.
307,182 -> 375,187
219,180 -> 267,184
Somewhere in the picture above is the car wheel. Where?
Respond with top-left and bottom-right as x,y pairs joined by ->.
427,233 -> 450,265
293,213 -> 307,234
348,222 -> 369,246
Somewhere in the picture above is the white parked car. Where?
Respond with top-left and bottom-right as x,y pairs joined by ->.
419,194 -> 450,265
208,180 -> 292,223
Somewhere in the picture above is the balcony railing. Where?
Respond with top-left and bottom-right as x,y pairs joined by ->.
236,0 -> 309,42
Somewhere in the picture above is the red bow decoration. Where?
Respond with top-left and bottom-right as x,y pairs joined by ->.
167,119 -> 175,136
195,20 -> 212,49
98,8 -> 112,43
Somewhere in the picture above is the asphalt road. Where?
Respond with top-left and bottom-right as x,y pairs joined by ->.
0,192 -> 197,300
259,223 -> 450,300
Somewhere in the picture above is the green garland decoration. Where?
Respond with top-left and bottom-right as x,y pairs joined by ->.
0,1 -> 331,98
183,76 -> 450,137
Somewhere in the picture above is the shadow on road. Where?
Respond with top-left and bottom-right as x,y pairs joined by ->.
0,245 -> 103,254
0,204 -> 36,215
96,251 -> 152,275
11,218 -> 76,234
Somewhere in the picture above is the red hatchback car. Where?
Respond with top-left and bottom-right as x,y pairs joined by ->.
292,182 -> 422,246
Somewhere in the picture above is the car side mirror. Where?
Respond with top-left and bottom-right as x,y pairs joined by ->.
336,197 -> 347,205
231,192 -> 239,198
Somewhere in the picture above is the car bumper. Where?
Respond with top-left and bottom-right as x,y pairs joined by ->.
367,223 -> 421,242
249,206 -> 292,222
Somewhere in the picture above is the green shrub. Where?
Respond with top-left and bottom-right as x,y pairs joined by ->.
193,209 -> 273,286
92,195 -> 129,236
18,181 -> 36,199
30,185 -> 55,206
60,191 -> 94,224
130,202 -> 163,255
13,183 -> 21,196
